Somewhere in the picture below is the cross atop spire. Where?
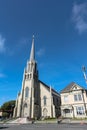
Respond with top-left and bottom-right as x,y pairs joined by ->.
30,35 -> 35,61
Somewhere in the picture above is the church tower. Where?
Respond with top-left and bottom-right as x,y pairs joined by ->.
13,36 -> 61,120
18,36 -> 40,119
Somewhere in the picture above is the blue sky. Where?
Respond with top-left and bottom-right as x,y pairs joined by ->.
0,0 -> 87,106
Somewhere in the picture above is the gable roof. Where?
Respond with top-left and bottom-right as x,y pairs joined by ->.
39,80 -> 60,96
60,82 -> 85,93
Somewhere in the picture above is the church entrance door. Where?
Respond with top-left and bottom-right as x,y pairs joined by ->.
23,103 -> 29,117
43,108 -> 48,117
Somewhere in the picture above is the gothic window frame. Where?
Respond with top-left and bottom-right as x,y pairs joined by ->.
43,108 -> 48,117
25,87 -> 29,98
43,96 -> 47,106
24,103 -> 28,108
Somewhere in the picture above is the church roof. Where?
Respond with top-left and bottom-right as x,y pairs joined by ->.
39,80 -> 60,96
60,82 -> 85,93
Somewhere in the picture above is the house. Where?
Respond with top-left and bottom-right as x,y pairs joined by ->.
60,82 -> 87,118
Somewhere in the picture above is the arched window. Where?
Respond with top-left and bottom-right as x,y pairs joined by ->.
43,96 -> 47,106
25,87 -> 29,98
24,103 -> 27,108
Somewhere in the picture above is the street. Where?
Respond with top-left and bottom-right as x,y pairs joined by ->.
0,123 -> 87,130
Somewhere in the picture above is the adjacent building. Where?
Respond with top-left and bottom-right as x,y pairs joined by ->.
13,37 -> 61,119
61,82 -> 87,118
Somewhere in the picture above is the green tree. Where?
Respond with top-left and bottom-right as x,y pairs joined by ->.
1,100 -> 15,118
2,112 -> 9,118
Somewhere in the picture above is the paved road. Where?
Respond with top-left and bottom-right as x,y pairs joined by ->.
0,123 -> 87,130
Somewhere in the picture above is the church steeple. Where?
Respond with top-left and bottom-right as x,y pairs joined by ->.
26,35 -> 38,75
30,35 -> 35,61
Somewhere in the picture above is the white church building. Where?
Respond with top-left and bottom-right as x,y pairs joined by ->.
13,37 -> 61,119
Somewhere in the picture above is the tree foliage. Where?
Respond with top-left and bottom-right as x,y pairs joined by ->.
0,100 -> 15,118
2,112 -> 9,118
1,100 -> 15,111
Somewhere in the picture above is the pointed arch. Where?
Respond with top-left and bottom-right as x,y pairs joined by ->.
43,96 -> 47,106
43,108 -> 48,117
24,103 -> 28,108
25,87 -> 29,98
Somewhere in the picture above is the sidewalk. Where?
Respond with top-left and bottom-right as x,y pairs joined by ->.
35,118 -> 87,124
59,118 -> 87,124
35,120 -> 57,124
1,118 -> 87,124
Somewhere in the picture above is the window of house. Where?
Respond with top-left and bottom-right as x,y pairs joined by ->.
64,95 -> 68,102
43,96 -> 47,106
76,106 -> 84,115
74,95 -> 78,101
53,97 -> 55,103
74,86 -> 77,89
78,94 -> 82,101
56,98 -> 59,105
74,94 -> 82,101
25,87 -> 29,98
27,74 -> 29,79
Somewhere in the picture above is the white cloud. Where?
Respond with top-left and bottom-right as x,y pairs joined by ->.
0,35 -> 6,53
37,48 -> 45,57
72,2 -> 87,34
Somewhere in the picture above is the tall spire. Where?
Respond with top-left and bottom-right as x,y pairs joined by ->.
30,35 -> 35,61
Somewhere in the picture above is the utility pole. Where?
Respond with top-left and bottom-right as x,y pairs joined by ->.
82,66 -> 87,85
82,66 -> 87,116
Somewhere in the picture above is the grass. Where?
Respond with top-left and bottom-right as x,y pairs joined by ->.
71,117 -> 87,120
